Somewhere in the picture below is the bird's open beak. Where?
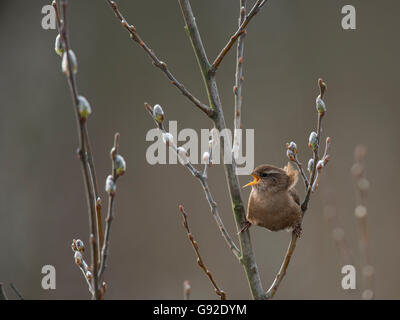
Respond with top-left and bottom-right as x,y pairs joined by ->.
243,174 -> 260,188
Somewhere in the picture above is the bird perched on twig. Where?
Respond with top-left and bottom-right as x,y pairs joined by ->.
241,163 -> 302,236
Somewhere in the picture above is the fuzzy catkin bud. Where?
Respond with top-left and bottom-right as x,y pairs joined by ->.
62,50 -> 78,75
75,239 -> 84,252
286,149 -> 296,161
77,96 -> 92,119
74,251 -> 83,266
114,155 -> 126,176
307,158 -> 314,173
316,95 -> 326,115
105,175 -> 116,194
162,132 -> 173,147
55,34 -> 63,57
153,104 -> 164,123
308,132 -> 318,151
287,141 -> 297,153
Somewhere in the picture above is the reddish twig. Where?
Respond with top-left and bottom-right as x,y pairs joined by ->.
210,0 -> 268,73
179,205 -> 226,300
104,0 -> 213,117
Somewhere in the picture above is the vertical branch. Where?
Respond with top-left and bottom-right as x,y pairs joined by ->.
178,0 -> 265,299
179,205 -> 227,300
351,145 -> 374,300
0,283 -> 8,300
53,0 -> 100,300
232,1 -> 247,160
99,133 -> 126,284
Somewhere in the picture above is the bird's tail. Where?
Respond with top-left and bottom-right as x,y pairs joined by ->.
284,162 -> 299,189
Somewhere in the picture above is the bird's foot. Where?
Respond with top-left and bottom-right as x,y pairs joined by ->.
293,224 -> 302,238
238,221 -> 252,235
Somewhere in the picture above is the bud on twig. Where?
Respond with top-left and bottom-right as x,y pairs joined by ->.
316,95 -> 326,115
162,132 -> 174,147
307,158 -> 314,173
74,251 -> 83,266
62,49 -> 78,75
153,104 -> 164,124
105,175 -> 116,194
77,96 -> 92,119
55,34 -> 63,57
114,155 -> 126,176
308,132 -> 318,151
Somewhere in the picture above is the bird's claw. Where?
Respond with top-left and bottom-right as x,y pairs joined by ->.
238,221 -> 252,235
293,224 -> 302,238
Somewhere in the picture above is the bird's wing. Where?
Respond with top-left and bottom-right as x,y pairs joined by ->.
289,188 -> 300,205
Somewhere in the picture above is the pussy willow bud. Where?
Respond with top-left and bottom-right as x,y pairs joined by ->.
153,104 -> 164,123
74,251 -> 83,266
77,96 -> 92,119
105,175 -> 116,194
286,149 -> 296,161
162,132 -> 173,147
286,141 -> 297,153
55,34 -> 63,57
202,151 -> 210,164
62,49 -> 78,75
75,239 -> 84,252
308,132 -> 318,151
307,158 -> 314,173
316,95 -> 326,115
114,155 -> 126,176
86,271 -> 93,281
177,147 -> 189,165
316,159 -> 325,170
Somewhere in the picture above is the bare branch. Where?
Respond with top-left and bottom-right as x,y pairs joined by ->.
179,205 -> 226,300
0,283 -> 8,300
232,1 -> 247,161
145,103 -> 241,259
178,0 -> 265,299
99,133 -> 125,282
210,0 -> 268,73
55,0 -> 100,300
104,0 -> 213,117
9,283 -> 24,300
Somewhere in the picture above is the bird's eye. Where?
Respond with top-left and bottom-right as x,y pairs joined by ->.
261,172 -> 268,178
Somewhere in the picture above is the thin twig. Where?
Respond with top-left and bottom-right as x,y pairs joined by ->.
145,103 -> 241,259
98,133 -> 123,282
178,0 -> 265,299
179,205 -> 226,300
0,283 -> 8,300
104,0 -> 213,117
55,0 -> 100,300
232,1 -> 246,161
210,0 -> 268,73
9,283 -> 24,300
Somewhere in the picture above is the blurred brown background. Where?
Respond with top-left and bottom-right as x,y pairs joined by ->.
0,0 -> 399,299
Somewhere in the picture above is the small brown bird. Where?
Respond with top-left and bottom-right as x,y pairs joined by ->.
241,163 -> 302,236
